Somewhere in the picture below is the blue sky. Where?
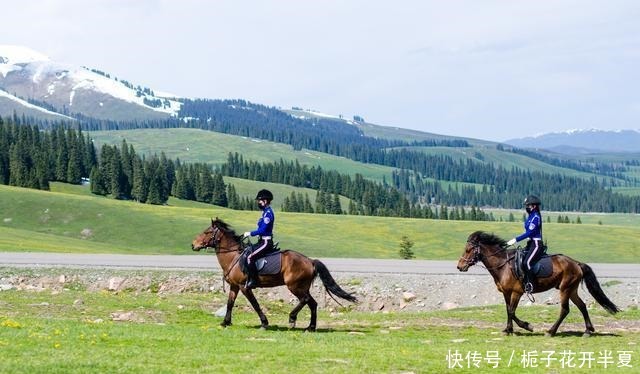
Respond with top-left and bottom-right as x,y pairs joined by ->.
4,0 -> 640,141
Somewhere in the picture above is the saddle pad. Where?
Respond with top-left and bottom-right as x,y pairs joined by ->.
531,255 -> 553,278
513,251 -> 554,279
256,251 -> 281,275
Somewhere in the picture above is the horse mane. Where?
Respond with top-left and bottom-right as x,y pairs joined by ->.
212,218 -> 241,241
469,231 -> 508,249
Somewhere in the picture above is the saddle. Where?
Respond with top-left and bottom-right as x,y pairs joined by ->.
513,249 -> 554,285
239,244 -> 281,275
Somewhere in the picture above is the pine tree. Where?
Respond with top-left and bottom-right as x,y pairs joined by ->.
90,166 -> 106,195
227,184 -> 240,209
131,155 -> 147,202
66,143 -> 83,184
332,193 -> 342,214
212,173 -> 227,206
196,168 -> 214,203
399,236 -> 415,259
304,194 -> 314,213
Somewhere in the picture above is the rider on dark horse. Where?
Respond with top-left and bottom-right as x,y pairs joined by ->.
243,189 -> 277,289
507,195 -> 545,293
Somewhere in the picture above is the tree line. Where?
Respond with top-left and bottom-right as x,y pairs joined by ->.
0,120 -> 96,190
3,112 -> 640,213
0,119 -> 498,221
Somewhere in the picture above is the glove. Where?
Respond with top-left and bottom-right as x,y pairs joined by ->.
243,232 -> 251,238
507,238 -> 517,246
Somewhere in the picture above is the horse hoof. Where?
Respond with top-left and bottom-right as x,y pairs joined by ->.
289,322 -> 296,329
305,326 -> 316,332
582,331 -> 592,338
502,330 -> 513,336
220,322 -> 231,328
523,323 -> 533,332
545,331 -> 555,337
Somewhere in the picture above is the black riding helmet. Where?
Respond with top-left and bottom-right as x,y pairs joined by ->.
255,189 -> 273,202
523,195 -> 541,206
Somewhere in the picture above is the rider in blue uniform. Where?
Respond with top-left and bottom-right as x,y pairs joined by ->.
507,195 -> 544,293
242,189 -> 276,289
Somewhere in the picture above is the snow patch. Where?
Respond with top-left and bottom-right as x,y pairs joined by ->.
0,45 -> 49,63
0,89 -> 73,119
1,45 -> 183,116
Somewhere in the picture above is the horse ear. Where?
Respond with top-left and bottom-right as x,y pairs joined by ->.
211,218 -> 214,226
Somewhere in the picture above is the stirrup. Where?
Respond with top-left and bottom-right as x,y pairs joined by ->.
524,282 -> 533,294
245,277 -> 259,289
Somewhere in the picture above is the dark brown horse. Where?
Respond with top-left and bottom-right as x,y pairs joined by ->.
191,218 -> 357,331
457,231 -> 619,336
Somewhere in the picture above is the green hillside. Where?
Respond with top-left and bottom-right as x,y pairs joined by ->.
283,108 -> 494,146
89,128 -> 637,192
1,184 -> 638,262
89,128 -> 395,183
404,146 -> 606,180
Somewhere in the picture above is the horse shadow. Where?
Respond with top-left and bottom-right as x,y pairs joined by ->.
511,330 -> 621,338
248,325 -> 368,334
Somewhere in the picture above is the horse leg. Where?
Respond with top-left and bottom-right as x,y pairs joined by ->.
547,289 -> 571,337
221,285 -> 240,327
306,294 -> 318,332
510,292 -> 533,332
288,298 -> 306,329
570,288 -> 595,336
502,292 -> 515,335
287,289 -> 318,332
241,288 -> 269,329
502,291 -> 532,334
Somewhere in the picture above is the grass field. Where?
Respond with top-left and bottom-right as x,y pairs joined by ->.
1,184 -> 639,262
88,128 -> 396,183
0,285 -> 637,373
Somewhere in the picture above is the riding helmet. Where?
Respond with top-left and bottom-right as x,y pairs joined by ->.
255,189 -> 274,201
523,195 -> 541,206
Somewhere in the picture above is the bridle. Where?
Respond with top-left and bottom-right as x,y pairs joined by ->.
206,223 -> 245,289
206,224 -> 242,254
460,240 -> 482,267
461,240 -> 514,271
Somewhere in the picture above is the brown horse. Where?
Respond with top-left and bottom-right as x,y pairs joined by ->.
191,218 -> 357,331
457,231 -> 619,337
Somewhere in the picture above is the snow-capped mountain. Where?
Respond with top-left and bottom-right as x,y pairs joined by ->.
0,45 -> 182,121
505,129 -> 640,153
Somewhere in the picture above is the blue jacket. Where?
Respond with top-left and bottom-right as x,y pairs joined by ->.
516,211 -> 542,242
250,206 -> 274,237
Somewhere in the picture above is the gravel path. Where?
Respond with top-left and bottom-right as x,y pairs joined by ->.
1,265 -> 638,314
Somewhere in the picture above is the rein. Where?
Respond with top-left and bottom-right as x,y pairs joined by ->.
208,224 -> 246,289
462,241 -> 514,271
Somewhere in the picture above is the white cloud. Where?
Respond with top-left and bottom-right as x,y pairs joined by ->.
3,0 -> 640,141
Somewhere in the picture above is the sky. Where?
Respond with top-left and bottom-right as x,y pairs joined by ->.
3,0 -> 640,142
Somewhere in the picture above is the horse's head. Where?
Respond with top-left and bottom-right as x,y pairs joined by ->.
457,231 -> 507,271
191,219 -> 218,251
457,231 -> 482,272
191,218 -> 237,252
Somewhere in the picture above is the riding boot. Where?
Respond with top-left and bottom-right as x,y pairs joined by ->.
524,270 -> 534,294
245,262 -> 259,289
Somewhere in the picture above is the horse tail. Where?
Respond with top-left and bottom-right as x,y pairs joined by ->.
313,260 -> 357,303
580,263 -> 620,314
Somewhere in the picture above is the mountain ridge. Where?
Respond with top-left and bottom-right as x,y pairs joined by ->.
0,45 -> 181,121
505,129 -> 640,153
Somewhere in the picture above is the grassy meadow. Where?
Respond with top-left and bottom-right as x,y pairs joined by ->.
89,128 -> 395,183
0,283 -> 638,373
1,184 -> 639,262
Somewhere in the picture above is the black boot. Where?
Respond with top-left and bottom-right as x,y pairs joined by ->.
524,270 -> 534,294
245,263 -> 259,289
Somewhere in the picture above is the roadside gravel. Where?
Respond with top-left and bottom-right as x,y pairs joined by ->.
1,267 -> 638,314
